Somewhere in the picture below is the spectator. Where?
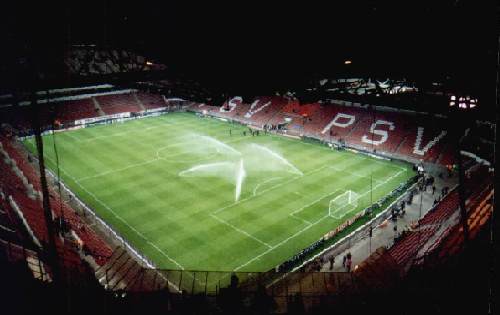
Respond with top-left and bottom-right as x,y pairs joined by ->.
391,208 -> 397,221
329,256 -> 335,270
346,253 -> 352,272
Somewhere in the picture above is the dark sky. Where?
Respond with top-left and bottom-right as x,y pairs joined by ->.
1,0 -> 498,102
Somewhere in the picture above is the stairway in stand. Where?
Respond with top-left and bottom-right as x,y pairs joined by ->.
133,93 -> 146,111
91,97 -> 106,116
95,247 -> 170,292
393,137 -> 407,154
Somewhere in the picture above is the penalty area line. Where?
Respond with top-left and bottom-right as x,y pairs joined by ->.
233,214 -> 331,272
209,214 -> 272,249
289,189 -> 342,225
329,169 -> 405,220
212,164 -> 329,215
234,169 -> 406,271
253,177 -> 283,196
328,166 -> 384,184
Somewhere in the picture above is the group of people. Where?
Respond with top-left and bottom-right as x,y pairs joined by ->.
433,185 -> 450,205
342,253 -> 353,272
229,128 -> 262,137
391,203 -> 405,222
420,174 -> 435,193
323,252 -> 353,272
310,252 -> 353,272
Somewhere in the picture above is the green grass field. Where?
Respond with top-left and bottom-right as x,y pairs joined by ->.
24,112 -> 414,273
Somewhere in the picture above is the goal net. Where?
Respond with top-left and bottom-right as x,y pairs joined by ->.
329,190 -> 359,219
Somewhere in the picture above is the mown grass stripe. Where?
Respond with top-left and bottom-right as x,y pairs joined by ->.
25,112 -> 415,271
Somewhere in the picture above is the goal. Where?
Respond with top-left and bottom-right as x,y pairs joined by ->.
329,190 -> 359,219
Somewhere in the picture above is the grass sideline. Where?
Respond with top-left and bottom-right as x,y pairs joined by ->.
23,112 -> 415,273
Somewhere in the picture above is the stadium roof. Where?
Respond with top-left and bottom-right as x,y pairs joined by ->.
1,0 -> 497,111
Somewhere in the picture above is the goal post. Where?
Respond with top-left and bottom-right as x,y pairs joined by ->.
329,190 -> 359,219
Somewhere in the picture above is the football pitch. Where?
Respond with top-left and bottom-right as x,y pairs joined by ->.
24,112 -> 415,272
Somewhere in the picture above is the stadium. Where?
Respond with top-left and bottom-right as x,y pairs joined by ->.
0,1 -> 497,314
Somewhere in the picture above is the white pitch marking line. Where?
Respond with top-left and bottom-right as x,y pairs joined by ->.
155,135 -> 248,160
370,158 -> 407,172
212,165 -> 328,215
209,214 -> 272,249
77,159 -> 160,182
148,243 -> 184,270
76,134 -> 248,182
329,169 -> 405,219
79,128 -> 153,142
289,189 -> 341,225
49,115 -> 409,276
233,214 -> 330,272
329,201 -> 358,220
233,168 -> 406,271
290,189 -> 341,218
253,177 -> 282,196
77,117 -> 198,143
63,132 -> 81,142
289,214 -> 312,225
290,189 -> 341,216
329,166 -> 385,184
42,155 -> 185,270
276,134 -> 408,172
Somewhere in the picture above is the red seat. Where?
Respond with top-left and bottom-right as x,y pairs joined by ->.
96,94 -> 141,115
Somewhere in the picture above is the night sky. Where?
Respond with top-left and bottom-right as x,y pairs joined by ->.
1,1 -> 497,104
